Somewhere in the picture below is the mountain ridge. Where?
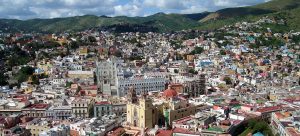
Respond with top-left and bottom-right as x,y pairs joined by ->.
0,0 -> 300,33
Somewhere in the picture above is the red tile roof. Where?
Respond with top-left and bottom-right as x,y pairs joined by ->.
242,104 -> 254,108
163,88 -> 178,98
107,127 -> 125,136
156,130 -> 173,136
286,127 -> 300,136
256,105 -> 282,113
172,127 -> 199,135
95,101 -> 110,105
27,104 -> 49,109
173,116 -> 192,124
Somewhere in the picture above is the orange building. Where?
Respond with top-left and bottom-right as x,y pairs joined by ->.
186,55 -> 195,62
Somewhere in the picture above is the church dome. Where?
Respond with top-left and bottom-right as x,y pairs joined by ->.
163,85 -> 178,98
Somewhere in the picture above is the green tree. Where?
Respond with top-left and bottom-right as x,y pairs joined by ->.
249,44 -> 259,49
114,50 -> 123,58
31,75 -> 39,85
292,35 -> 300,44
246,119 -> 273,136
69,41 -> 80,50
16,66 -> 34,84
0,73 -> 8,86
190,47 -> 204,55
188,69 -> 198,75
224,77 -> 232,85
276,55 -> 282,60
66,81 -> 73,88
220,50 -> 226,55
174,69 -> 179,73
248,119 -> 256,129
219,40 -> 230,47
88,36 -> 96,43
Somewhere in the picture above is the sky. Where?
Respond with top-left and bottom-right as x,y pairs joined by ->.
0,0 -> 271,20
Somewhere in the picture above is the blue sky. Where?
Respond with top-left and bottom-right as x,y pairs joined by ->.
0,0 -> 271,19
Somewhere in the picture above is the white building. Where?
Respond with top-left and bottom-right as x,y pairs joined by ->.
51,78 -> 66,85
118,76 -> 166,96
96,58 -> 119,96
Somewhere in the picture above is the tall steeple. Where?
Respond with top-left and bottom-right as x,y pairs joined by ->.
141,88 -> 147,100
127,86 -> 138,103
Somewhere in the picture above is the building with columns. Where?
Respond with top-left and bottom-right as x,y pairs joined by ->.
95,57 -> 119,96
184,74 -> 206,97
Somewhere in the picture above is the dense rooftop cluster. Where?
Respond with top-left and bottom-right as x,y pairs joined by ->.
0,16 -> 299,136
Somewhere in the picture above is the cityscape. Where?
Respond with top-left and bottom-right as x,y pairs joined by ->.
0,0 -> 300,136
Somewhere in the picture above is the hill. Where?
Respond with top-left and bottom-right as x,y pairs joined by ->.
0,13 -> 200,33
0,0 -> 300,33
197,0 -> 300,31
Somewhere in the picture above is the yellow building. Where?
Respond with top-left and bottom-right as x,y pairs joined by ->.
159,86 -> 199,127
23,87 -> 33,94
186,55 -> 195,62
37,60 -> 53,75
162,99 -> 197,127
126,87 -> 157,128
71,97 -> 95,118
26,118 -> 52,136
126,86 -> 199,129
79,47 -> 88,56
67,70 -> 94,79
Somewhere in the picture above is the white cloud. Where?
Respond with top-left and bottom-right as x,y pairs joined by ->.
0,0 -> 270,19
213,0 -> 272,7
114,4 -> 141,16
181,6 -> 207,14
143,0 -> 186,9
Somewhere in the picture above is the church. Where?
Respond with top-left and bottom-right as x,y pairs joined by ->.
126,87 -> 157,128
126,85 -> 200,130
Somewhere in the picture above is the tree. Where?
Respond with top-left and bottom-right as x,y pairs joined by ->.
174,69 -> 179,73
247,119 -> 273,136
69,41 -> 80,50
114,50 -> 123,58
88,36 -> 97,43
276,55 -> 282,60
31,75 -> 39,85
223,77 -> 232,85
176,54 -> 184,60
253,121 -> 268,132
292,35 -> 300,44
129,56 -> 143,61
16,66 -> 34,84
0,73 -> 8,86
249,44 -> 259,49
190,47 -> 204,55
66,81 -> 73,88
248,119 -> 256,129
188,69 -> 198,75
219,40 -> 230,48
220,50 -> 226,55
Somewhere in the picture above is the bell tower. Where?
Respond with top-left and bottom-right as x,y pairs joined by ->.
127,86 -> 137,104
